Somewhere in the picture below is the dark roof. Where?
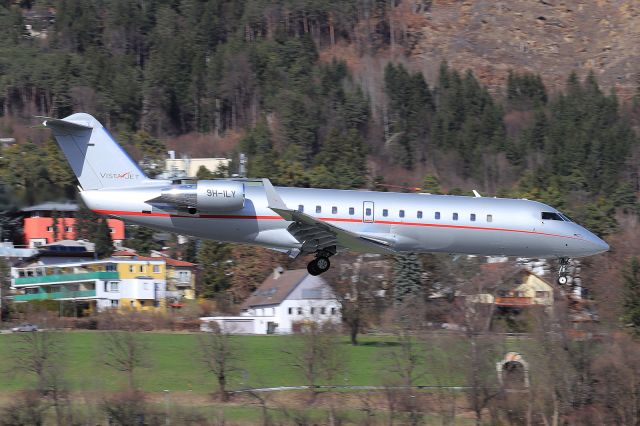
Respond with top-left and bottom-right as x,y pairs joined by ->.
21,202 -> 78,212
241,269 -> 309,309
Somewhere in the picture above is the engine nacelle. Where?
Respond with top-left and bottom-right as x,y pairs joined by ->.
153,180 -> 245,213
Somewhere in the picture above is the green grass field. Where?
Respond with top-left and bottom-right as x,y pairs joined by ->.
0,332 -> 473,393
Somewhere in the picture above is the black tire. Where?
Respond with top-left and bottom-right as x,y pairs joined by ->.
558,276 -> 568,285
307,260 -> 321,276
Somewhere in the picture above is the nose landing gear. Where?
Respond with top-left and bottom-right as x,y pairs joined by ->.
557,257 -> 570,285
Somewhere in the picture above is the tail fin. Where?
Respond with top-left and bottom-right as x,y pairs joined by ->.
43,113 -> 149,190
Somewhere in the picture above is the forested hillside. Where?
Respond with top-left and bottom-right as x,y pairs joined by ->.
0,0 -> 639,310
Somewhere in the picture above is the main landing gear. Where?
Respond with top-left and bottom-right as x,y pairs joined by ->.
306,248 -> 335,276
558,257 -> 570,285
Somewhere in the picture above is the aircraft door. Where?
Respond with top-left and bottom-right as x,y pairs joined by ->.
363,201 -> 374,223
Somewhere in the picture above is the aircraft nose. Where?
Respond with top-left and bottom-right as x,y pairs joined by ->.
585,232 -> 609,255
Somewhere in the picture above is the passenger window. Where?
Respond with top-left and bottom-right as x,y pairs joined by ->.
453,213 -> 458,220
365,208 -> 372,216
399,210 -> 405,218
298,205 -> 304,212
487,214 -> 493,223
349,207 -> 355,215
316,205 -> 321,214
383,209 -> 388,217
332,206 -> 337,214
417,211 -> 423,219
470,214 -> 476,222
435,212 -> 441,220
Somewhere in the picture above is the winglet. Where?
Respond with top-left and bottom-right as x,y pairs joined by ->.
263,178 -> 288,210
472,190 -> 482,198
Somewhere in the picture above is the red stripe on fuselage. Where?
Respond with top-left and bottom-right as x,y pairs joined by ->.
92,209 -> 583,241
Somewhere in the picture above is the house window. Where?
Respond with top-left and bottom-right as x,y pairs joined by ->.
288,307 -> 293,315
106,264 -> 116,272
111,300 -> 119,308
487,214 -> 493,223
310,307 -> 315,314
139,265 -> 145,273
332,206 -> 337,214
47,226 -> 53,232
331,307 -> 336,315
108,281 -> 119,292
129,265 -> 134,273
470,214 -> 476,222
316,205 -> 321,214
109,228 -> 115,233
153,265 -> 160,273
65,226 -> 72,232
349,207 -> 355,215
178,271 -> 189,282
452,213 -> 458,220
130,301 -> 135,307
321,307 -> 326,315
435,212 -> 441,220
140,301 -> 145,307
297,307 -> 302,315
536,291 -> 549,298
417,211 -> 423,219
399,210 -> 405,218
298,205 -> 304,212
382,209 -> 388,217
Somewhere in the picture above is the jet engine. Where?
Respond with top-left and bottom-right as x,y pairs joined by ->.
150,180 -> 245,213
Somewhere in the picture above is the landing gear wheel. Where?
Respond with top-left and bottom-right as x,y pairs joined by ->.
307,257 -> 331,276
557,257 -> 570,286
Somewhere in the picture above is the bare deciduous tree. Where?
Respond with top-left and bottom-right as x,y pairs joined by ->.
383,330 -> 427,426
283,322 -> 344,401
327,255 -> 387,345
11,330 -> 69,425
198,328 -> 241,402
102,330 -> 149,391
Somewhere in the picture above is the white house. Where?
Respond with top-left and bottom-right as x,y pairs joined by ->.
201,268 -> 341,334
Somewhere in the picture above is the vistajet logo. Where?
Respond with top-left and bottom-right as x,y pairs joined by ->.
100,171 -> 140,180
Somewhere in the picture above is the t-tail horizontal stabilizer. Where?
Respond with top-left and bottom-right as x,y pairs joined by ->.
262,179 -> 396,255
42,113 -> 149,190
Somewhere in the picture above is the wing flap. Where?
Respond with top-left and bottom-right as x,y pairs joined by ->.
264,179 -> 396,255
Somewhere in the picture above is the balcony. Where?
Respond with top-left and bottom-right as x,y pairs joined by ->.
14,271 -> 118,286
13,290 -> 97,301
495,297 -> 533,307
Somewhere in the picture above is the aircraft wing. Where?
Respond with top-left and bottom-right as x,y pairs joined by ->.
263,179 -> 396,255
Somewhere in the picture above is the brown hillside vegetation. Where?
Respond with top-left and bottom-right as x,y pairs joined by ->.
325,0 -> 640,100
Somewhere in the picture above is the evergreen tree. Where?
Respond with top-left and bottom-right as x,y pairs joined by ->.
623,257 -> 640,334
74,200 -> 97,241
422,175 -> 442,194
393,252 -> 423,304
197,240 -> 231,298
95,217 -> 114,258
0,256 -> 10,321
124,225 -> 160,255
51,209 -> 60,242
0,183 -> 21,243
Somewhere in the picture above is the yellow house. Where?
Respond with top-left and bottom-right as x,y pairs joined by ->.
112,250 -> 196,304
494,270 -> 554,307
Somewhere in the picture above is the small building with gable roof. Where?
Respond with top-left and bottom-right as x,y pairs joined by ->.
201,267 -> 341,334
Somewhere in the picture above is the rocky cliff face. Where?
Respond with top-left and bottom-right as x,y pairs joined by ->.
401,0 -> 640,97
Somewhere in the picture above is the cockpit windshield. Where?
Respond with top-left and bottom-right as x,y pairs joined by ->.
542,211 -> 572,222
